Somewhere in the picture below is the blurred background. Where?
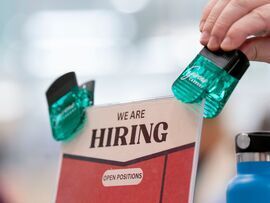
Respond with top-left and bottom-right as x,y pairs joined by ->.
1,0 -> 270,202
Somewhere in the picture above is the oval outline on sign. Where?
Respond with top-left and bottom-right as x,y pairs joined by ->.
102,168 -> 143,187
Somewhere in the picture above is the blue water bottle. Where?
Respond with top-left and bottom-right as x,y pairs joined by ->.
227,132 -> 270,203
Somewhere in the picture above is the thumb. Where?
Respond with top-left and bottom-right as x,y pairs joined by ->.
240,37 -> 270,63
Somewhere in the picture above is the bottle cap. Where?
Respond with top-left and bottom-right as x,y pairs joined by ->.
236,132 -> 270,153
46,72 -> 78,106
200,47 -> 250,80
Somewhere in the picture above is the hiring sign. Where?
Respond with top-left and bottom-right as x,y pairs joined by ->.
56,97 -> 202,203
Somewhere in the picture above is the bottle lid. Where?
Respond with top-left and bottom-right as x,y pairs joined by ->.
200,47 -> 250,80
236,132 -> 270,153
46,72 -> 78,106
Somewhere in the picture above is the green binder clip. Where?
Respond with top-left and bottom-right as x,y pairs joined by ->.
46,72 -> 95,141
172,47 -> 249,118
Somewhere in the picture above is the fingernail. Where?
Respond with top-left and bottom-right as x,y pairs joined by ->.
221,37 -> 232,50
200,31 -> 210,45
207,36 -> 219,50
199,21 -> 205,32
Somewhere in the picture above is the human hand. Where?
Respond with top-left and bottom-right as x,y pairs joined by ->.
200,0 -> 270,63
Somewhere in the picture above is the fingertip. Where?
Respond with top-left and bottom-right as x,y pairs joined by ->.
240,38 -> 270,63
200,31 -> 210,45
220,37 -> 234,51
240,42 -> 253,60
207,36 -> 220,51
241,51 -> 252,61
